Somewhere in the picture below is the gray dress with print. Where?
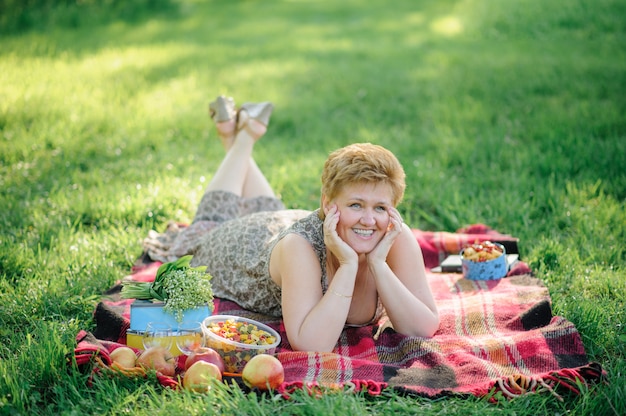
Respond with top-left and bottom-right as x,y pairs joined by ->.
143,190 -> 329,317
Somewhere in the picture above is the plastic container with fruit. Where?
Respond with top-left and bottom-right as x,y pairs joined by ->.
460,241 -> 507,280
201,315 -> 281,374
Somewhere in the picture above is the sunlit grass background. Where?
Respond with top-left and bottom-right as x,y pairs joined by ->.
1,0 -> 625,414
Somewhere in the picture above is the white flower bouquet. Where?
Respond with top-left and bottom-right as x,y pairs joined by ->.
121,255 -> 214,322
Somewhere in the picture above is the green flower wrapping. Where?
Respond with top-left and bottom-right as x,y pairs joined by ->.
121,255 -> 214,322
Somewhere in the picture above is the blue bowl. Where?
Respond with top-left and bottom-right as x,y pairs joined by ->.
461,243 -> 507,281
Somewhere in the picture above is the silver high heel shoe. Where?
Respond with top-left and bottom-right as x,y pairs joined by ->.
238,102 -> 274,126
209,95 -> 236,123
236,102 -> 274,140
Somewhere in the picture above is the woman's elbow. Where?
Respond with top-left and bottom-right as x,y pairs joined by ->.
421,309 -> 440,337
401,311 -> 440,338
288,336 -> 336,353
422,313 -> 440,337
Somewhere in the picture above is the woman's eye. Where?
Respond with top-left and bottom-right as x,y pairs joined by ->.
349,203 -> 361,209
375,206 -> 387,212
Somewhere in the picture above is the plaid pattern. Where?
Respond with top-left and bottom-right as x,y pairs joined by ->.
75,225 -> 604,399
412,223 -> 520,269
211,274 -> 600,398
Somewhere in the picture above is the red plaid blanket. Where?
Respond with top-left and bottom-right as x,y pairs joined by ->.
73,225 -> 605,400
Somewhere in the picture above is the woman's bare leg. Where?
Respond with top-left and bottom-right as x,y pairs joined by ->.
242,158 -> 275,198
205,130 -> 254,195
205,109 -> 275,198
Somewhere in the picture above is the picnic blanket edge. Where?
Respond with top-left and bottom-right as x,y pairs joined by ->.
69,224 -> 607,401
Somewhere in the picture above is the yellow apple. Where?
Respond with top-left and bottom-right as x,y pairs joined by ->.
241,354 -> 284,391
183,361 -> 222,392
110,346 -> 137,368
136,347 -> 176,377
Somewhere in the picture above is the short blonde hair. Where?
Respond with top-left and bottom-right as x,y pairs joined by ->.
319,143 -> 406,219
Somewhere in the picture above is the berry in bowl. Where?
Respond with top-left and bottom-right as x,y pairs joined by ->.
201,315 -> 281,374
461,241 -> 507,281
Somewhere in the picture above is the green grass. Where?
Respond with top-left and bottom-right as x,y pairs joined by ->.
1,0 -> 625,414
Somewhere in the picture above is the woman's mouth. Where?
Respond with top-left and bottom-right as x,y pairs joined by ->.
353,228 -> 374,237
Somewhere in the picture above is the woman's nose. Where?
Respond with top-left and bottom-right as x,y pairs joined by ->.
360,210 -> 376,226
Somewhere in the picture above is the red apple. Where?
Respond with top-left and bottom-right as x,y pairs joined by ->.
183,361 -> 222,392
110,346 -> 137,368
241,354 -> 284,391
184,347 -> 226,374
137,347 -> 176,377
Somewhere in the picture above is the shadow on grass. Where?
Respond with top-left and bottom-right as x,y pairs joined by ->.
0,0 -> 179,35
2,0 -> 624,236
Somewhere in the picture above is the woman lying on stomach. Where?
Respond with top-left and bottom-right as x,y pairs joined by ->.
143,95 -> 439,352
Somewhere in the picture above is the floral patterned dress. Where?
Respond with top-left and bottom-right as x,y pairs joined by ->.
142,190 -> 326,317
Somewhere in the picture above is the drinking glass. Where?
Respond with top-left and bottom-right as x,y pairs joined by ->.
142,322 -> 173,350
175,321 -> 205,356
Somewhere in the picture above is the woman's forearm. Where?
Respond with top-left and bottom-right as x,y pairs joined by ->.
369,261 -> 439,337
287,264 -> 358,352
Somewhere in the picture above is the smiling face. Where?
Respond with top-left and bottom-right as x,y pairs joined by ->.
324,181 -> 393,254
319,143 -> 406,221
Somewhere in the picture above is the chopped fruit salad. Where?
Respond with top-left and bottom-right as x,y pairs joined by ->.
206,319 -> 277,346
204,318 -> 279,373
462,241 -> 504,262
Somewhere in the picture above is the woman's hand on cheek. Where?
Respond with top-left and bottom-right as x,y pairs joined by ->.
388,207 -> 404,233
323,204 -> 358,266
368,207 -> 404,264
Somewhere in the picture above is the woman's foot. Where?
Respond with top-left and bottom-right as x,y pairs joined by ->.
236,102 -> 274,141
209,96 -> 237,149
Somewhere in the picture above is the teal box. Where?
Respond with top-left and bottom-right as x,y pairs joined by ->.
129,300 -> 212,332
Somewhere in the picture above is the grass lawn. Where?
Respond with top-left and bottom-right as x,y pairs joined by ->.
1,0 -> 624,414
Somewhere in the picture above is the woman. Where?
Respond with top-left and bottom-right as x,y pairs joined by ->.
143,96 -> 439,352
